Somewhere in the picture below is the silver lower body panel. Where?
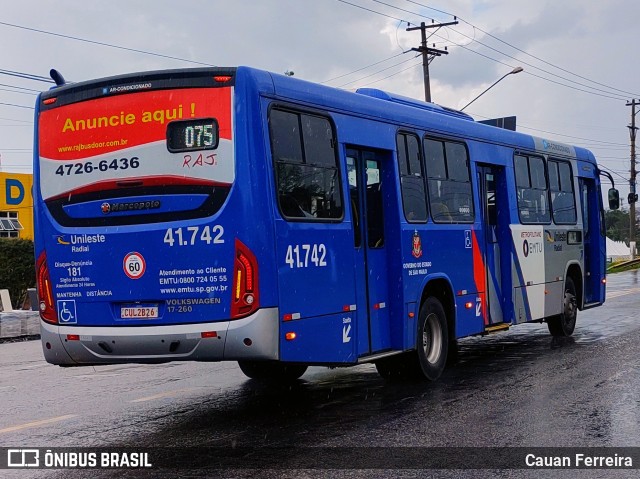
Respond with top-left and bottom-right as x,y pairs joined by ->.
39,307 -> 280,365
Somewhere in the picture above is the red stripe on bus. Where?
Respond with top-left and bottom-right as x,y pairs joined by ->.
44,175 -> 231,201
471,230 -> 488,325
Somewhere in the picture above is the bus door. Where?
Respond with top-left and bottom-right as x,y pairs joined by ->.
346,147 -> 392,355
477,165 -> 505,324
580,177 -> 604,305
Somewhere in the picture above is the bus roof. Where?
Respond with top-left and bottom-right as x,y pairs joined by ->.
39,65 -> 596,164
262,66 -> 595,164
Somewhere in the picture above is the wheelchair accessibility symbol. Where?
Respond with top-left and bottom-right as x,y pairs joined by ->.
57,300 -> 77,324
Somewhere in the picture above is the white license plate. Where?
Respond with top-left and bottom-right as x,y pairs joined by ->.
120,305 -> 159,319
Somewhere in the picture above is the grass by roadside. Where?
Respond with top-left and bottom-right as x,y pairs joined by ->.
607,258 -> 640,274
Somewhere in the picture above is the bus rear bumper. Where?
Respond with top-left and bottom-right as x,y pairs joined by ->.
39,308 -> 280,366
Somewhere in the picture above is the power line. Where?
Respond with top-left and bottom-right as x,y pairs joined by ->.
357,60 -> 423,88
436,28 -> 629,101
599,165 -> 629,183
336,55 -> 419,88
342,1 -> 633,101
0,83 -> 41,93
514,125 -> 628,146
321,52 -> 408,84
404,0 -> 640,98
0,117 -> 31,124
370,0 -> 434,22
0,87 -> 37,96
335,0 -> 404,22
0,102 -> 33,109
450,40 -> 628,101
0,68 -> 53,83
0,21 -> 217,67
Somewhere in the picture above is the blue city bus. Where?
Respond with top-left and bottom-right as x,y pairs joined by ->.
34,66 -> 619,381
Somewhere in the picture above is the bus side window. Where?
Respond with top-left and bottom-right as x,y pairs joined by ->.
423,137 -> 474,223
365,157 -> 384,248
582,183 -> 589,237
396,132 -> 427,222
549,160 -> 577,224
514,154 -> 550,224
269,108 -> 343,221
346,156 -> 361,247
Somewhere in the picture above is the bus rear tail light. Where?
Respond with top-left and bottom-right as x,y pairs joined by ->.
36,251 -> 58,324
231,239 -> 259,319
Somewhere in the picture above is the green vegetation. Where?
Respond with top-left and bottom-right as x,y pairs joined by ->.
0,238 -> 35,308
605,209 -> 637,243
605,209 -> 640,273
607,259 -> 640,274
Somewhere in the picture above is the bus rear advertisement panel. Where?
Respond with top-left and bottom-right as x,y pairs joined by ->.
38,87 -> 234,200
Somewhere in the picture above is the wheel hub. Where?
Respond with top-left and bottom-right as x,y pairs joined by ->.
422,313 -> 443,364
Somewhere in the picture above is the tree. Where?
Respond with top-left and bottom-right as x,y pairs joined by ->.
605,208 -> 640,243
0,238 -> 35,308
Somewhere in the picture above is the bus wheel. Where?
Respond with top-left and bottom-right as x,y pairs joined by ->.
547,277 -> 578,337
416,297 -> 448,381
238,360 -> 307,381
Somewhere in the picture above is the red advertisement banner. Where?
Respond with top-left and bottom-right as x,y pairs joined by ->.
39,87 -> 232,161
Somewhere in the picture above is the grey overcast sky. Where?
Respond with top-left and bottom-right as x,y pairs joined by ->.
0,0 -> 638,202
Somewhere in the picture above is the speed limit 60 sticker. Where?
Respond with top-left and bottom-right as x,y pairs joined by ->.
123,252 -> 146,279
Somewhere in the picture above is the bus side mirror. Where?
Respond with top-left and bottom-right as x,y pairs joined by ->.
608,188 -> 620,210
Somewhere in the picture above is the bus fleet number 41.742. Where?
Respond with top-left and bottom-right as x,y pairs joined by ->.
163,225 -> 224,247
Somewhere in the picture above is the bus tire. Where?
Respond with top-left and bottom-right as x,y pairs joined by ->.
237,360 -> 307,381
547,277 -> 578,337
416,297 -> 448,381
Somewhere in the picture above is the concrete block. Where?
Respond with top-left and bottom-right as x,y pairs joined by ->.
0,314 -> 21,338
0,289 -> 12,312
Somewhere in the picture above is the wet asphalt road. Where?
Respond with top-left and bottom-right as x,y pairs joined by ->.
1,270 -> 640,478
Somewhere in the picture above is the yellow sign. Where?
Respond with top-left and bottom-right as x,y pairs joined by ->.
0,172 -> 34,240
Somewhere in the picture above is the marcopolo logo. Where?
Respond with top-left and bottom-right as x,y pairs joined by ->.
101,201 -> 161,214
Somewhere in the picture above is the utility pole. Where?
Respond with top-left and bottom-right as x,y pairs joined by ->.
627,99 -> 639,258
407,19 -> 458,103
